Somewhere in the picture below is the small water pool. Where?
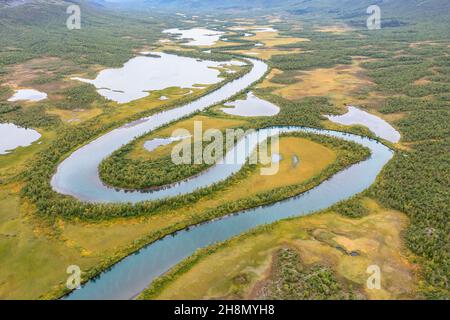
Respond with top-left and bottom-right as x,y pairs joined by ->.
221,92 -> 280,117
8,89 -> 47,102
0,123 -> 41,155
326,106 -> 401,143
163,28 -> 224,46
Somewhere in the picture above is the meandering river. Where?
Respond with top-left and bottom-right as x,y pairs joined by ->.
56,57 -> 394,299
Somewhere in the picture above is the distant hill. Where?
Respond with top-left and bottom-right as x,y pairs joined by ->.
92,0 -> 450,20
2,0 -> 449,22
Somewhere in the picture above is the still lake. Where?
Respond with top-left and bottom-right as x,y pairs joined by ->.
71,52 -> 243,103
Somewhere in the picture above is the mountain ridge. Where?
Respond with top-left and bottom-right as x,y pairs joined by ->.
92,0 -> 450,18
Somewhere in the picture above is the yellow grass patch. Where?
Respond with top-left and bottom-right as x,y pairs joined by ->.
3,57 -> 63,89
232,48 -> 302,60
273,59 -> 373,105
315,24 -> 352,34
246,31 -> 308,47
3,57 -> 98,103
409,41 -> 440,48
0,130 -> 55,181
257,68 -> 284,88
209,40 -> 243,48
155,43 -> 196,52
222,137 -> 336,200
227,28 -> 307,60
0,185 -> 100,299
413,78 -> 431,85
373,110 -> 406,123
47,107 -> 103,124
61,212 -> 187,256
210,26 -> 309,60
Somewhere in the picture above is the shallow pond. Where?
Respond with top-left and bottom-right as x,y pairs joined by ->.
326,106 -> 401,143
163,28 -> 224,46
143,136 -> 189,152
71,52 -> 242,104
221,92 -> 280,117
0,123 -> 41,155
7,89 -> 47,102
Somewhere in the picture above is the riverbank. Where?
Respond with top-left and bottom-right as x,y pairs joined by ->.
140,198 -> 418,300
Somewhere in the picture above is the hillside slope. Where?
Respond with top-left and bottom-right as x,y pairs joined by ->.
94,0 -> 450,19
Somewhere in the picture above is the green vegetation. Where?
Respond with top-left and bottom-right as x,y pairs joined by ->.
372,139 -> 449,298
99,131 -> 235,189
21,107 -> 369,220
0,1 -> 163,69
0,105 -> 60,129
341,29 -> 450,299
257,17 -> 449,298
140,199 -> 414,300
269,70 -> 299,85
259,248 -> 353,300
56,84 -> 107,110
0,86 -> 12,101
271,49 -> 352,71
0,103 -> 20,115
331,196 -> 368,219
396,110 -> 450,141
380,96 -> 446,113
